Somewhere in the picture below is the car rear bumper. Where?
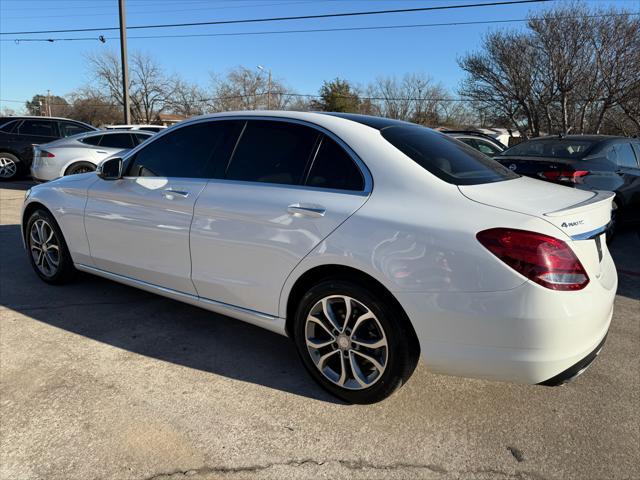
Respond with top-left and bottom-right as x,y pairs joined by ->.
538,333 -> 607,386
395,254 -> 617,384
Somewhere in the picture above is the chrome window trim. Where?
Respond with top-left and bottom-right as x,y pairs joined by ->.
119,114 -> 373,196
570,225 -> 607,241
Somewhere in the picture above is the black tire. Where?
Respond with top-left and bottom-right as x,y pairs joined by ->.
293,279 -> 419,404
25,209 -> 77,284
65,161 -> 96,176
0,152 -> 22,181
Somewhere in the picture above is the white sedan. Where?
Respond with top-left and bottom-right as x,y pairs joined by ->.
21,111 -> 617,403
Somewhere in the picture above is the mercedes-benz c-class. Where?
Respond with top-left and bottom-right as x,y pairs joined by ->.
21,111 -> 617,403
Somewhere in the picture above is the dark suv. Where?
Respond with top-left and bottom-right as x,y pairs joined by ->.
0,116 -> 97,180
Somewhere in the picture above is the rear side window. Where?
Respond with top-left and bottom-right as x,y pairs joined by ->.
59,121 -> 93,137
133,133 -> 152,145
127,121 -> 242,178
306,135 -> 364,191
0,120 -> 18,133
225,120 -> 318,185
81,134 -> 103,146
382,126 -> 518,185
100,133 -> 134,149
18,120 -> 57,137
609,143 -> 638,168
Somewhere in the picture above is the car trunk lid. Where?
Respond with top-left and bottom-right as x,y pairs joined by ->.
459,177 -> 614,281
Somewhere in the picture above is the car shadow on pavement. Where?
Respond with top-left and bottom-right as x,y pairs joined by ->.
0,179 -> 36,191
0,223 -> 342,404
609,228 -> 640,302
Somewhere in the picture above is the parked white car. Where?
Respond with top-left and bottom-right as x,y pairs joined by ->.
31,130 -> 153,181
21,111 -> 617,403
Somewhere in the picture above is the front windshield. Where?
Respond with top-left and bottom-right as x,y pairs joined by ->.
381,126 -> 519,185
500,139 -> 595,159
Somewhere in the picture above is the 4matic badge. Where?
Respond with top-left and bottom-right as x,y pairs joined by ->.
561,220 -> 584,228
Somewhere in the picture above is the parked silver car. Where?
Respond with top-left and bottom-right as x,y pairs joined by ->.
31,130 -> 153,181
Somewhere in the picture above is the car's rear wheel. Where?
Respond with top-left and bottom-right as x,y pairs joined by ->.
65,162 -> 96,176
293,279 -> 419,404
0,152 -> 21,180
26,209 -> 76,284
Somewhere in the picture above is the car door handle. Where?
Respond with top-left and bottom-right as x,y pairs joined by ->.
96,150 -> 108,154
162,189 -> 190,199
287,203 -> 326,217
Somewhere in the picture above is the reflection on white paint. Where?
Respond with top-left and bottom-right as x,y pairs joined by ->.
135,177 -> 168,190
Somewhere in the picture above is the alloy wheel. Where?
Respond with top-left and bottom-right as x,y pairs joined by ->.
305,295 -> 388,390
29,219 -> 60,277
0,156 -> 17,178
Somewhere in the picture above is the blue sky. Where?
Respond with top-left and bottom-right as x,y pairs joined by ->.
1,0 -> 638,111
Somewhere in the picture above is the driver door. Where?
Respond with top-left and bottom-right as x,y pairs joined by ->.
84,120 -> 241,295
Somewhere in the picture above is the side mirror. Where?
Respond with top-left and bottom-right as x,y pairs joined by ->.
97,157 -> 123,180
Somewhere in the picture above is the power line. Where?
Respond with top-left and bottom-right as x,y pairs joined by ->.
0,0 -> 550,35
3,12 -> 636,44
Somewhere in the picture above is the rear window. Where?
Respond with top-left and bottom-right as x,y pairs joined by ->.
381,126 -> 518,185
501,139 -> 594,159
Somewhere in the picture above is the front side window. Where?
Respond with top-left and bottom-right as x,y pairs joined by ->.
382,126 -> 518,185
100,133 -> 135,149
59,121 -> 93,137
474,139 -> 503,156
305,135 -> 364,191
225,120 -> 319,185
127,121 -> 241,178
18,120 -> 57,137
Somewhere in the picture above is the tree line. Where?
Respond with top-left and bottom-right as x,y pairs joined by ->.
8,2 -> 639,136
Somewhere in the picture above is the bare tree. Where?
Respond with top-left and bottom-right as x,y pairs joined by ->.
87,51 -> 174,123
167,79 -> 208,117
459,2 -> 640,136
209,66 -> 294,112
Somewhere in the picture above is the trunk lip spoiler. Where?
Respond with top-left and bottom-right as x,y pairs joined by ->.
543,190 -> 614,217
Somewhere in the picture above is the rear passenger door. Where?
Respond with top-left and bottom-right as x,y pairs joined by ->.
191,119 -> 370,316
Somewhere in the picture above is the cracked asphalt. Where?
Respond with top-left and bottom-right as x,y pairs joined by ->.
1,181 -> 638,480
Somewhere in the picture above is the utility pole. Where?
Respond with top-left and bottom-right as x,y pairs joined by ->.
46,90 -> 52,116
118,0 -> 131,124
257,65 -> 272,110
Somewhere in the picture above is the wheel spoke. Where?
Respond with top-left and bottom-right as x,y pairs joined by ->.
340,296 -> 352,332
317,349 -> 339,369
35,250 -> 44,266
353,349 -> 385,373
352,337 -> 387,350
351,311 -> 374,337
44,225 -> 54,244
337,354 -> 347,386
321,298 -> 341,331
348,351 -> 369,388
45,250 -> 59,267
307,315 -> 335,340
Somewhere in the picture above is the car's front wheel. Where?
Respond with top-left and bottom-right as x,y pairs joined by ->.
293,279 -> 419,404
26,209 -> 76,284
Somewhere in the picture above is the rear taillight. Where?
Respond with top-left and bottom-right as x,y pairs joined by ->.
477,228 -> 589,291
40,150 -> 55,158
538,170 -> 589,183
